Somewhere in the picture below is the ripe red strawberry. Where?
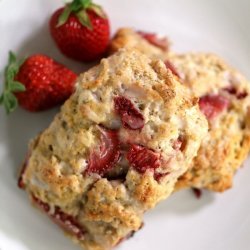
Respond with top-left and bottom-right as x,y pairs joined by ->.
0,52 -> 77,113
50,0 -> 110,62
137,31 -> 169,51
32,196 -> 85,240
114,96 -> 144,130
127,144 -> 161,174
86,126 -> 120,176
199,94 -> 229,120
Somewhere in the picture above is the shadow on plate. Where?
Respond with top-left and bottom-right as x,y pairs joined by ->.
154,188 -> 215,215
4,108 -> 57,174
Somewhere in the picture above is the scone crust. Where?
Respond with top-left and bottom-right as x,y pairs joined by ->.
110,29 -> 250,192
21,49 -> 207,250
108,28 -> 172,60
171,53 -> 250,191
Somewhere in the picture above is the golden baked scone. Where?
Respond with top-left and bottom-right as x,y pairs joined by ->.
19,49 -> 207,250
170,53 -> 250,192
109,28 -> 250,192
108,27 -> 172,60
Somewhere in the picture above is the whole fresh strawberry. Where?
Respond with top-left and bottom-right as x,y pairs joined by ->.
0,52 -> 77,113
50,0 -> 110,62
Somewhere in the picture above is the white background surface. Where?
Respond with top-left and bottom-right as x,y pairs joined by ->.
0,0 -> 250,250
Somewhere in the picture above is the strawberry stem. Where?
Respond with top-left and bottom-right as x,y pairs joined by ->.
57,0 -> 106,29
0,51 -> 26,114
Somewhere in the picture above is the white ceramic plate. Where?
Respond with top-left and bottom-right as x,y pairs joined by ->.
0,0 -> 250,250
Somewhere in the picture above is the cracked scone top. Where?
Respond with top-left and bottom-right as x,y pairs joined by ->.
19,49 -> 208,250
109,28 -> 250,192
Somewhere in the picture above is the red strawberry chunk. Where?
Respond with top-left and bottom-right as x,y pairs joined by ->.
192,188 -> 202,199
154,172 -> 169,182
137,31 -> 169,51
32,196 -> 85,240
172,139 -> 183,151
127,144 -> 161,174
224,86 -> 237,95
237,92 -> 248,99
114,96 -> 144,130
172,137 -> 186,151
18,155 -> 29,189
199,95 -> 229,120
86,126 -> 120,176
164,60 -> 183,79
224,87 -> 248,99
18,163 -> 27,189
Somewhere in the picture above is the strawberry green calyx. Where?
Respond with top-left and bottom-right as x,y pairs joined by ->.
57,0 -> 106,29
0,51 -> 26,114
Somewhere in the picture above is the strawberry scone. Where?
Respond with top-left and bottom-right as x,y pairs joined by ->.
19,49 -> 207,250
110,28 -> 250,192
170,53 -> 250,192
109,27 -> 171,60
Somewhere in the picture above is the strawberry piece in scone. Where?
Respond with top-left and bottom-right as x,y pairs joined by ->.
137,31 -> 169,51
199,94 -> 229,120
19,49 -> 207,250
109,28 -> 250,193
108,28 -> 172,60
127,144 -> 161,174
114,96 -> 145,130
85,126 -> 120,176
32,195 -> 86,240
